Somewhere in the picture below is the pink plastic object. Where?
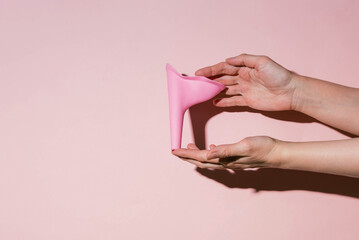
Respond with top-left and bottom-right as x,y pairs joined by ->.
166,64 -> 225,150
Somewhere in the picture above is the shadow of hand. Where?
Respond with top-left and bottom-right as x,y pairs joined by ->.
196,167 -> 359,199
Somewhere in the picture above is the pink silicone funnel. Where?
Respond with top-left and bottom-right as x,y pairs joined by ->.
166,64 -> 225,150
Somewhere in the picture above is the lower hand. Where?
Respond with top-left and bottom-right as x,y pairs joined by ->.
172,136 -> 281,170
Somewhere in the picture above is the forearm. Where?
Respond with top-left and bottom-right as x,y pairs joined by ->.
292,74 -> 359,135
275,138 -> 359,178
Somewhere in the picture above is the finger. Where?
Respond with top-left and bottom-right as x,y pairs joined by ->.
207,142 -> 247,160
209,144 -> 216,150
225,85 -> 242,95
227,162 -> 263,170
227,163 -> 252,170
195,62 -> 239,77
214,75 -> 238,86
225,78 -> 252,95
187,143 -> 199,150
172,148 -> 208,162
185,159 -> 226,170
225,157 -> 251,167
226,54 -> 262,68
230,159 -> 266,167
213,96 -> 247,107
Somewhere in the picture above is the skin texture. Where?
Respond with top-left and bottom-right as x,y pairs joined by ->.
172,53 -> 359,178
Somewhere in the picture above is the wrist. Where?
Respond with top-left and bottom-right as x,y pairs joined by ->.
290,73 -> 306,112
267,138 -> 288,169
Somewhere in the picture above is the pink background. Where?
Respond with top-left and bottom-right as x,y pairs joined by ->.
1,0 -> 359,239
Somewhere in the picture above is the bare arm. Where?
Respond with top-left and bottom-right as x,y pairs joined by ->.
277,138 -> 359,178
292,74 -> 359,135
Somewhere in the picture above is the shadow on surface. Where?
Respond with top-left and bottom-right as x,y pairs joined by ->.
196,168 -> 359,199
188,91 -> 359,199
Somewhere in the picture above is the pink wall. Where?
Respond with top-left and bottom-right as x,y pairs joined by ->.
1,0 -> 359,239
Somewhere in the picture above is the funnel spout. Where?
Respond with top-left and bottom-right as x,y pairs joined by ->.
166,64 -> 225,150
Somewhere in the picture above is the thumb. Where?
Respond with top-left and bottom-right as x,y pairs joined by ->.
207,143 -> 238,160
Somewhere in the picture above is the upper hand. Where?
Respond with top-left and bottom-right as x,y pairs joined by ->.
195,54 -> 298,111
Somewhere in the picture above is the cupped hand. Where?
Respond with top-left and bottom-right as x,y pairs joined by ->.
195,54 -> 298,111
172,136 -> 281,170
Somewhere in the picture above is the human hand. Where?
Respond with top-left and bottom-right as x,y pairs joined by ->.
172,136 -> 281,170
195,54 -> 298,111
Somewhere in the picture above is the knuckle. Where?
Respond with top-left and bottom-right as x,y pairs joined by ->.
218,62 -> 227,72
210,66 -> 216,76
220,148 -> 230,158
259,55 -> 271,65
220,145 -> 235,158
219,61 -> 227,67
260,55 -> 269,60
239,137 -> 255,153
